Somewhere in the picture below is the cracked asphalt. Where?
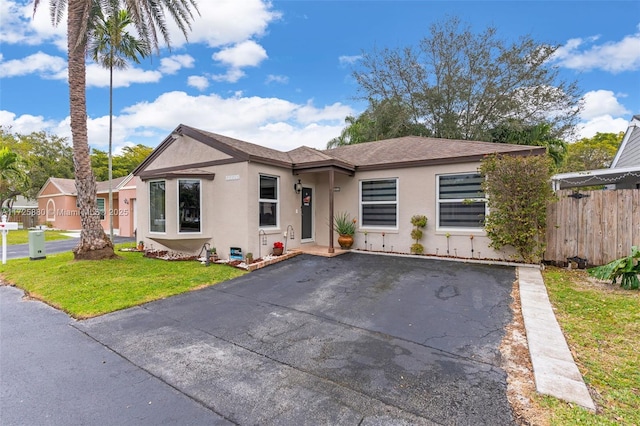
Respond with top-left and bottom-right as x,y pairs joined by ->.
2,252 -> 517,425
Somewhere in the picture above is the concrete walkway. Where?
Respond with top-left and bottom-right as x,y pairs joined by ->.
517,267 -> 596,411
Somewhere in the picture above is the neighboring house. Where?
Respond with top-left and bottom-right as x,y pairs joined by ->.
552,114 -> 640,190
4,195 -> 38,228
36,175 -> 138,237
133,124 -> 545,261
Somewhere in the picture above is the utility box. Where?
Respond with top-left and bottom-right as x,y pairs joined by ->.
29,230 -> 46,260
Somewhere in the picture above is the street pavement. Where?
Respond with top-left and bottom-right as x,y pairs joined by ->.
4,235 -> 135,260
0,285 -> 229,426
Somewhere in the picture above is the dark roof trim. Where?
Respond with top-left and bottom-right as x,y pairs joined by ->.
139,172 -> 216,181
293,165 -> 355,176
293,159 -> 356,174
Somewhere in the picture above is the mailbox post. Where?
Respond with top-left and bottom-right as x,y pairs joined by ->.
0,214 -> 19,265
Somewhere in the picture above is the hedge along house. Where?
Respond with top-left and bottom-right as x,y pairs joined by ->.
133,124 -> 545,261
36,175 -> 138,237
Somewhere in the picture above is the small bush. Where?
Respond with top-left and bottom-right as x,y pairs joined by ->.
410,229 -> 423,241
410,243 -> 424,254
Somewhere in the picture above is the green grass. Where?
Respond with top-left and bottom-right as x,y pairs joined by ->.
5,229 -> 73,245
0,245 -> 247,318
541,267 -> 640,425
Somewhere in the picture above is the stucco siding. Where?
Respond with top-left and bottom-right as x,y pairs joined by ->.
312,162 -> 507,260
145,135 -> 233,171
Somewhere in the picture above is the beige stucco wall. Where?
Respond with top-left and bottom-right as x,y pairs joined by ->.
135,137 -> 516,262
310,162 -> 511,261
145,135 -> 233,171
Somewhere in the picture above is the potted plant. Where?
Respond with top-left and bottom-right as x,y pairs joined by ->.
334,211 -> 356,249
137,240 -> 144,251
246,252 -> 254,264
272,241 -> 284,256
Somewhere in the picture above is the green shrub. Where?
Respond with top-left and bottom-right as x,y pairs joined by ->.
410,243 -> 424,254
588,246 -> 640,290
410,229 -> 423,241
479,154 -> 555,263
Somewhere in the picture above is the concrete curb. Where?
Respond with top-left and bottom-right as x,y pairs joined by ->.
517,267 -> 596,411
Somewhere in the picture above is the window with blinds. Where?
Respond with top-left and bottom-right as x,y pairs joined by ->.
437,173 -> 486,229
360,179 -> 397,227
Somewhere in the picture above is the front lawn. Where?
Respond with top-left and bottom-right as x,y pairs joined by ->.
5,229 -> 73,245
0,246 -> 246,318
540,268 -> 640,425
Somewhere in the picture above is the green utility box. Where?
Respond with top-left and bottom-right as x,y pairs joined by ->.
29,230 -> 46,260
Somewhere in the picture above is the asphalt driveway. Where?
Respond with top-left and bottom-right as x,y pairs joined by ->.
76,252 -> 517,425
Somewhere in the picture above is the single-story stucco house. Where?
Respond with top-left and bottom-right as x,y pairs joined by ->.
133,124 -> 545,261
36,175 -> 139,237
552,114 -> 640,190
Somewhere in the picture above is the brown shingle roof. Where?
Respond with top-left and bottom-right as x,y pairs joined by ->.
46,176 -> 128,195
322,136 -> 546,170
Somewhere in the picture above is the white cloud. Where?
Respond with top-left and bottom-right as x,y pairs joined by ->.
176,0 -> 281,48
187,75 -> 209,91
0,110 -> 61,135
553,27 -> 640,73
85,63 -> 163,88
265,74 -> 289,85
213,40 -> 267,68
0,0 -> 67,49
0,51 -> 66,78
338,55 -> 361,66
108,91 -> 353,151
159,55 -> 195,74
580,90 -> 630,120
572,90 -> 631,139
211,68 -> 246,83
576,115 -> 629,139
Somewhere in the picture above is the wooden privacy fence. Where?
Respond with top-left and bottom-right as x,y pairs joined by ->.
545,189 -> 640,266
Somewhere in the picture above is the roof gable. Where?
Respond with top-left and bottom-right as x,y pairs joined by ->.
611,114 -> 640,168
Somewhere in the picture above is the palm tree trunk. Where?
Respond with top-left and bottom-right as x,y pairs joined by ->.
68,0 -> 115,260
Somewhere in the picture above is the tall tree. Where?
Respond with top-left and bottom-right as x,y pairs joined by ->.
327,98 -> 430,148
0,147 -> 28,210
0,127 -> 74,199
352,16 -> 582,142
490,120 -> 568,167
560,132 -> 623,172
88,4 -> 150,242
33,0 -> 198,260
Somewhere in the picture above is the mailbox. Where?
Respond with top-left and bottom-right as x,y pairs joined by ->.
29,230 -> 46,260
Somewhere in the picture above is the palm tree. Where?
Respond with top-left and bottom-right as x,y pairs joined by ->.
0,147 -> 28,211
33,0 -> 198,260
88,5 -> 150,243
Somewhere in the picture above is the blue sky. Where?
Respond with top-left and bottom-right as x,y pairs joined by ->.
1,0 -> 639,154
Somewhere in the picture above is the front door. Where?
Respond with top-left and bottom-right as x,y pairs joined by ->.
301,186 -> 313,241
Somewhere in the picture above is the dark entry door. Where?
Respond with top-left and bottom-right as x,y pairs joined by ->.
301,187 -> 313,241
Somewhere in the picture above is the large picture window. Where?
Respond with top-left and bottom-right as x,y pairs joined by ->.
259,175 -> 278,227
178,179 -> 201,233
437,173 -> 486,229
149,180 -> 166,232
360,179 -> 398,228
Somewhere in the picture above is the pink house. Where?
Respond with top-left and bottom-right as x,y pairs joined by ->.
36,175 -> 139,237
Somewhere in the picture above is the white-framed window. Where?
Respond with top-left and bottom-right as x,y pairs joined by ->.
437,173 -> 486,230
360,178 -> 398,228
259,174 -> 278,228
178,179 -> 201,233
149,180 -> 166,233
96,198 -> 106,220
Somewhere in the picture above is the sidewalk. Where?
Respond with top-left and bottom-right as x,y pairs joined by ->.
517,267 -> 596,411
